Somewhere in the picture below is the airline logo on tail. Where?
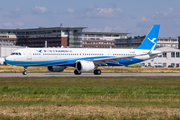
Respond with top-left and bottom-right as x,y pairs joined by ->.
148,38 -> 156,44
136,24 -> 160,50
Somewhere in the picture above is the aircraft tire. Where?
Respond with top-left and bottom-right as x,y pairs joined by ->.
94,69 -> 101,75
22,71 -> 27,75
74,69 -> 81,75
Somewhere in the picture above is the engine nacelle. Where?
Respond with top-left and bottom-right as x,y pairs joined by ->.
76,61 -> 95,72
47,66 -> 66,72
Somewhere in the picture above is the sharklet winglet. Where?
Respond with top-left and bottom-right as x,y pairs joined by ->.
148,43 -> 156,55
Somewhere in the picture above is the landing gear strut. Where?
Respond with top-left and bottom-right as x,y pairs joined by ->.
74,69 -> 81,75
22,66 -> 28,75
94,69 -> 101,75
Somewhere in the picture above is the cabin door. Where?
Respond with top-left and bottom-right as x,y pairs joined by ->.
27,50 -> 32,61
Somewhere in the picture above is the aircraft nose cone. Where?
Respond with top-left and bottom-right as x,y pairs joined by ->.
5,57 -> 9,63
5,56 -> 12,64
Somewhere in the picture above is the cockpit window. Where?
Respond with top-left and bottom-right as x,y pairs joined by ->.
11,52 -> 22,55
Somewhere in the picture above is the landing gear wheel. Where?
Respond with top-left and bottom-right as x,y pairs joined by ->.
22,71 -> 27,75
94,69 -> 101,75
22,66 -> 28,75
74,69 -> 81,75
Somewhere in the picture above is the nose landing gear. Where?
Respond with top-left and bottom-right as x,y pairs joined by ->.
22,66 -> 28,75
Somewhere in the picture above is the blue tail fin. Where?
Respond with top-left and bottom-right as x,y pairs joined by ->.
136,24 -> 160,50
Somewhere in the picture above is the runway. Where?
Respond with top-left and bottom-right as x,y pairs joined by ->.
0,73 -> 180,77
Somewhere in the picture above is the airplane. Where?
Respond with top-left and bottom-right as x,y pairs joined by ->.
5,24 -> 161,75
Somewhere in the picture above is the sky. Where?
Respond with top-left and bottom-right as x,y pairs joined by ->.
0,0 -> 180,38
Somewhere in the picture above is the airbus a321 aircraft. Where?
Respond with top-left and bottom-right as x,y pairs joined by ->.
5,25 -> 161,75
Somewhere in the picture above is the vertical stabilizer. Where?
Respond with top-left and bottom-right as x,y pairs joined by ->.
136,25 -> 160,50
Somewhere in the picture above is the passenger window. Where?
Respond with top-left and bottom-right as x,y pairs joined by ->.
16,53 -> 18,55
19,53 -> 21,55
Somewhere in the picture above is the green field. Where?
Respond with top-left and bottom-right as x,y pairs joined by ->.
0,76 -> 180,119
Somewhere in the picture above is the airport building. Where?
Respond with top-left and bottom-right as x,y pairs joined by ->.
115,38 -> 144,47
0,26 -> 178,49
0,27 -> 86,48
141,47 -> 180,67
157,37 -> 178,48
82,32 -> 130,47
115,37 -> 179,48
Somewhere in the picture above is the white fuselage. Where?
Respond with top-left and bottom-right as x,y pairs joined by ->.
5,48 -> 161,67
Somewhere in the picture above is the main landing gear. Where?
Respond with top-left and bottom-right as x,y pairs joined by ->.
22,66 -> 28,75
74,68 -> 101,75
94,69 -> 101,75
74,69 -> 81,75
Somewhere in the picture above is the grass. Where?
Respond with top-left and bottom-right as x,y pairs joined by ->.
1,66 -> 180,73
1,105 -> 180,120
0,77 -> 180,119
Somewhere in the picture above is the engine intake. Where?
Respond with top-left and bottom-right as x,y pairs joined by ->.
47,66 -> 66,72
76,61 -> 95,72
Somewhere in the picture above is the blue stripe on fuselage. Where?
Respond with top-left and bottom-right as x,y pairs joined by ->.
5,56 -> 114,66
5,56 -> 144,67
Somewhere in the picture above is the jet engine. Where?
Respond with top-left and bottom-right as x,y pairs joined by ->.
76,61 -> 95,72
47,66 -> 66,72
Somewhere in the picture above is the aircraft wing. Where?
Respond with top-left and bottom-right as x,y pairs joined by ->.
92,47 -> 162,66
92,43 -> 158,65
92,55 -> 137,66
